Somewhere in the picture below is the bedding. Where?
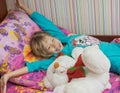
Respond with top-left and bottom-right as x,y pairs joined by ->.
6,73 -> 120,93
0,10 -> 120,93
0,10 -> 41,75
0,10 -> 71,92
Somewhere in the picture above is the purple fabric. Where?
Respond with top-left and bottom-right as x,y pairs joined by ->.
103,73 -> 120,93
58,26 -> 72,35
5,72 -> 120,93
0,10 -> 41,75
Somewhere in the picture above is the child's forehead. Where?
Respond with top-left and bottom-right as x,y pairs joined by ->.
42,36 -> 52,44
43,35 -> 52,40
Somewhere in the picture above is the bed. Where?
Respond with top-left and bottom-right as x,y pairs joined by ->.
0,0 -> 120,93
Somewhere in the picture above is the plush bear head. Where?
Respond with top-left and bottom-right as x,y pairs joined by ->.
44,45 -> 111,91
44,55 -> 76,90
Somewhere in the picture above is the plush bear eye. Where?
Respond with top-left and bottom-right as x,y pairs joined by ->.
53,70 -> 55,73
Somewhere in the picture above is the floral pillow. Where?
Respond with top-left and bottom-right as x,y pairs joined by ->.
0,10 -> 72,89
0,10 -> 41,75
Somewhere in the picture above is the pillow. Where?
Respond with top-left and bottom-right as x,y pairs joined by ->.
23,44 -> 42,62
0,10 -> 50,89
0,10 -> 72,89
0,10 -> 41,75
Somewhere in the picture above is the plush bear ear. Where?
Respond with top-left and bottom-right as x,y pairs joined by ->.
82,45 -> 111,74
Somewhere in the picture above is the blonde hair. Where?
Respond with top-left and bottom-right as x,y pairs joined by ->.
30,32 -> 53,59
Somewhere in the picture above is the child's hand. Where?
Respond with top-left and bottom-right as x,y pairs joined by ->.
16,0 -> 24,9
16,0 -> 33,15
0,74 -> 9,93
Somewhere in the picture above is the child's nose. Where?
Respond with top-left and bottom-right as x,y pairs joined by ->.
51,43 -> 55,48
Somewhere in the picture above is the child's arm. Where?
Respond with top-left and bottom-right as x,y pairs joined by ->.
30,12 -> 67,41
0,67 -> 28,93
16,0 -> 68,42
16,0 -> 33,15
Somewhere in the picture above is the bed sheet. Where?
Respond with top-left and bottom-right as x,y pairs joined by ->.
6,72 -> 120,93
103,73 -> 120,93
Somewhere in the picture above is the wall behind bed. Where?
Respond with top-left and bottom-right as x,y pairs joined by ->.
7,0 -> 120,35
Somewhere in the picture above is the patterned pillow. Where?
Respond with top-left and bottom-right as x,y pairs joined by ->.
0,10 -> 41,75
0,10 -> 72,88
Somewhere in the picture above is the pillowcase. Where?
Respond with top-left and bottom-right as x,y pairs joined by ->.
0,10 -> 72,88
0,10 -> 41,75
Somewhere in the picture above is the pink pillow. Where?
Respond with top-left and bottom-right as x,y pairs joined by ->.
0,10 -> 71,74
58,26 -> 72,36
0,10 -> 72,89
0,10 -> 41,75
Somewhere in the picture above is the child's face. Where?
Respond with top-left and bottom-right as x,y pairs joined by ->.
42,36 -> 63,54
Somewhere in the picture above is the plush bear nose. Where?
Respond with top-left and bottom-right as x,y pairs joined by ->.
54,62 -> 59,69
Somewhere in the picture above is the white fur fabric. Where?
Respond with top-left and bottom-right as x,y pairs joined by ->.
44,45 -> 111,93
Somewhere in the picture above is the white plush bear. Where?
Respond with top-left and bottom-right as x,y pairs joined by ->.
44,45 -> 111,93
